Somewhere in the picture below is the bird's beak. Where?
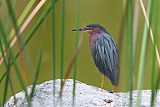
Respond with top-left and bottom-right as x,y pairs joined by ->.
72,27 -> 88,32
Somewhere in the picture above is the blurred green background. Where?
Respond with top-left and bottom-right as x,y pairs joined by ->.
0,0 -> 160,100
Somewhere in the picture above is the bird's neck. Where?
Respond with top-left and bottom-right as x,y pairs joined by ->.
89,33 -> 102,49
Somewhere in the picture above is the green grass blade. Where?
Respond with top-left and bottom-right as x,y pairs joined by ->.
3,73 -> 9,106
0,0 -> 36,59
2,55 -> 11,106
0,72 -> 7,84
6,0 -> 24,48
0,3 -> 17,105
6,0 -> 32,77
136,0 -> 152,106
7,0 -> 36,41
0,26 -> 12,105
19,1 -> 52,53
72,0 -> 80,105
9,79 -> 17,106
0,0 -> 59,105
1,1 -> 52,104
150,32 -> 156,107
150,0 -> 159,106
120,1 -> 129,93
5,0 -> 32,102
0,0 -> 2,6
2,1 -> 53,78
126,0 -> 134,106
4,0 -> 16,33
29,50 -> 42,101
155,69 -> 160,94
0,19 -> 29,103
0,98 -> 1,107
0,37 -> 8,83
51,0 -> 56,101
0,37 -> 7,68
0,32 -> 7,85
60,0 -> 65,83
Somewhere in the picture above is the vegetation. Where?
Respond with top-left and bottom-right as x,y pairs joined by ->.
0,0 -> 159,106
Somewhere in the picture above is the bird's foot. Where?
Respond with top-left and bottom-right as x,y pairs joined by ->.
109,86 -> 118,93
100,75 -> 105,88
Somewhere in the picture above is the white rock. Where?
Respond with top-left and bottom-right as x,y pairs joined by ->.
4,79 -> 160,107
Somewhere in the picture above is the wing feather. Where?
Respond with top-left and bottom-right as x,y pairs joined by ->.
91,33 -> 119,86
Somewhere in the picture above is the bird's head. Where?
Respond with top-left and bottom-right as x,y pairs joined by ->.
72,24 -> 108,34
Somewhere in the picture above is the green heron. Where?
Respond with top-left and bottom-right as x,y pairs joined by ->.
72,24 -> 120,91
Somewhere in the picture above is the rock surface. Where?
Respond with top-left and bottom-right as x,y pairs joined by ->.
4,79 -> 160,107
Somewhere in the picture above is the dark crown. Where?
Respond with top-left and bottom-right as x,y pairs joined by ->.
86,24 -> 108,33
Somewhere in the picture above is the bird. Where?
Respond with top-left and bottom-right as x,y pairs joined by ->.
72,24 -> 120,92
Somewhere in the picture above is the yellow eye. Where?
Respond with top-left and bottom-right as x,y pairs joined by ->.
86,26 -> 93,30
90,27 -> 93,29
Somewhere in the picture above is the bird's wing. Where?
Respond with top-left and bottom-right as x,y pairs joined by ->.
103,34 -> 119,85
91,34 -> 119,86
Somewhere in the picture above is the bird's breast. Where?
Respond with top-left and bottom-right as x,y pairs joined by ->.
89,34 -> 100,50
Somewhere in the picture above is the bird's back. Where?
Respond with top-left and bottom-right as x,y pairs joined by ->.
90,33 -> 119,86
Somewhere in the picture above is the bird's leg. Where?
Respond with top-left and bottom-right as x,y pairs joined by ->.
112,86 -> 118,92
101,75 -> 105,88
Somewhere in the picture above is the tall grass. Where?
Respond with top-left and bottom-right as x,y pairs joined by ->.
150,0 -> 159,106
4,0 -> 16,33
7,0 -> 36,43
51,0 -> 56,105
126,0 -> 134,106
72,0 -> 80,104
0,0 -> 159,106
121,0 -> 159,106
0,0 -> 53,106
136,0 -> 152,106
0,18 -> 29,105
60,0 -> 65,83
29,50 -> 42,105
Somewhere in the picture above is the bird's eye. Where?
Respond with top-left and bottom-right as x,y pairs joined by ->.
89,27 -> 93,30
86,27 -> 93,30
